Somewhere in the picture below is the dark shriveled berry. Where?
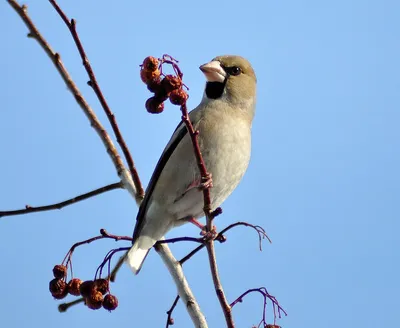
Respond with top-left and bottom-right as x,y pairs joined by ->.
79,280 -> 95,298
103,294 -> 119,311
68,278 -> 83,296
86,291 -> 103,310
154,89 -> 169,103
169,89 -> 188,106
140,69 -> 161,84
94,279 -> 109,295
52,264 -> 67,279
147,77 -> 162,93
49,278 -> 68,299
145,97 -> 164,114
142,56 -> 159,72
161,75 -> 182,94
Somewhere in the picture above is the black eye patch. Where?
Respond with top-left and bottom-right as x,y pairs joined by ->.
205,82 -> 225,99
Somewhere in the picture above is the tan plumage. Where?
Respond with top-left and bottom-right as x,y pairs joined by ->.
126,55 -> 257,273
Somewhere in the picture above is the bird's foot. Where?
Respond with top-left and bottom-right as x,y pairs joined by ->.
199,173 -> 213,190
186,216 -> 218,240
187,217 -> 205,230
183,173 -> 213,195
201,225 -> 218,241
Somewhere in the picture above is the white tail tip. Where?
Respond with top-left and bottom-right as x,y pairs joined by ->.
125,245 -> 149,274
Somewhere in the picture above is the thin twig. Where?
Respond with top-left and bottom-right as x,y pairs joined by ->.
48,0 -> 144,202
156,237 -> 204,245
0,182 -> 122,218
166,295 -> 180,328
179,221 -> 271,264
179,103 -> 213,226
218,222 -> 272,250
62,229 -> 133,269
179,245 -> 204,264
111,234 -> 205,282
179,101 -> 234,327
58,298 -> 84,313
6,0 -> 136,200
206,241 -> 233,326
109,253 -> 126,282
230,288 -> 287,326
95,247 -> 131,280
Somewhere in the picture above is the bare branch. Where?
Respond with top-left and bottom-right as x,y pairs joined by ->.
58,298 -> 84,313
48,0 -> 144,201
156,237 -> 204,245
179,245 -> 204,264
218,222 -> 272,251
7,0 -> 137,201
230,287 -> 287,327
180,95 -> 234,328
155,243 -> 208,328
165,295 -> 180,328
206,241 -> 233,326
179,221 -> 271,265
0,182 -> 122,218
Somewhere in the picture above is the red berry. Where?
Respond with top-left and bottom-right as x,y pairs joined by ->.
52,264 -> 67,279
142,56 -> 159,72
169,89 -> 188,106
94,279 -> 109,295
67,278 -> 82,296
49,278 -> 68,299
161,75 -> 182,94
147,77 -> 162,93
140,68 -> 160,84
103,294 -> 119,311
85,291 -> 103,310
145,97 -> 164,114
79,280 -> 95,298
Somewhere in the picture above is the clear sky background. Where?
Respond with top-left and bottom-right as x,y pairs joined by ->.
1,0 -> 399,327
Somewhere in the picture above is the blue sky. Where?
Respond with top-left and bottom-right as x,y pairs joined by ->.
1,0 -> 399,327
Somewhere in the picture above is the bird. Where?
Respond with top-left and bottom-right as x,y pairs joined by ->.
126,55 -> 257,274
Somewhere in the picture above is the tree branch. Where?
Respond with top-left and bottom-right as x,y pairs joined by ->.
165,295 -> 180,328
180,100 -> 234,327
7,0 -> 137,201
230,287 -> 287,327
0,182 -> 122,218
48,0 -> 144,201
155,243 -> 208,328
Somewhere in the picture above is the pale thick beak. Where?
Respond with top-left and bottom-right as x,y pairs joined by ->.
199,60 -> 226,83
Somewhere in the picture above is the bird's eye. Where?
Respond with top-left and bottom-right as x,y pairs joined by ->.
226,66 -> 242,76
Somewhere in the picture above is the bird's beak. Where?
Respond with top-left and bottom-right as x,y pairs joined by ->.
200,61 -> 226,83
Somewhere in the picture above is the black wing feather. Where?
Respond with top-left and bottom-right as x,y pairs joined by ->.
132,121 -> 188,242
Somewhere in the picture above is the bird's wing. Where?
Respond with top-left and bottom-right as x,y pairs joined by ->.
131,119 -> 189,242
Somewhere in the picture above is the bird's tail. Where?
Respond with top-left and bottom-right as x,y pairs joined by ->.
126,217 -> 171,274
125,236 -> 157,274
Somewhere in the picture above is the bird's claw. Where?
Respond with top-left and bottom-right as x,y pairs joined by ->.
201,225 -> 218,241
199,173 -> 213,190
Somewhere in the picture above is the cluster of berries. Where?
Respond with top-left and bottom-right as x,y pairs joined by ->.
140,56 -> 188,114
49,264 -> 118,311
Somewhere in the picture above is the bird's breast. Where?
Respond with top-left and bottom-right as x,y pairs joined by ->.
198,113 -> 252,210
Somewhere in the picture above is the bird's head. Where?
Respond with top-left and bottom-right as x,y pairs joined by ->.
200,55 -> 257,115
